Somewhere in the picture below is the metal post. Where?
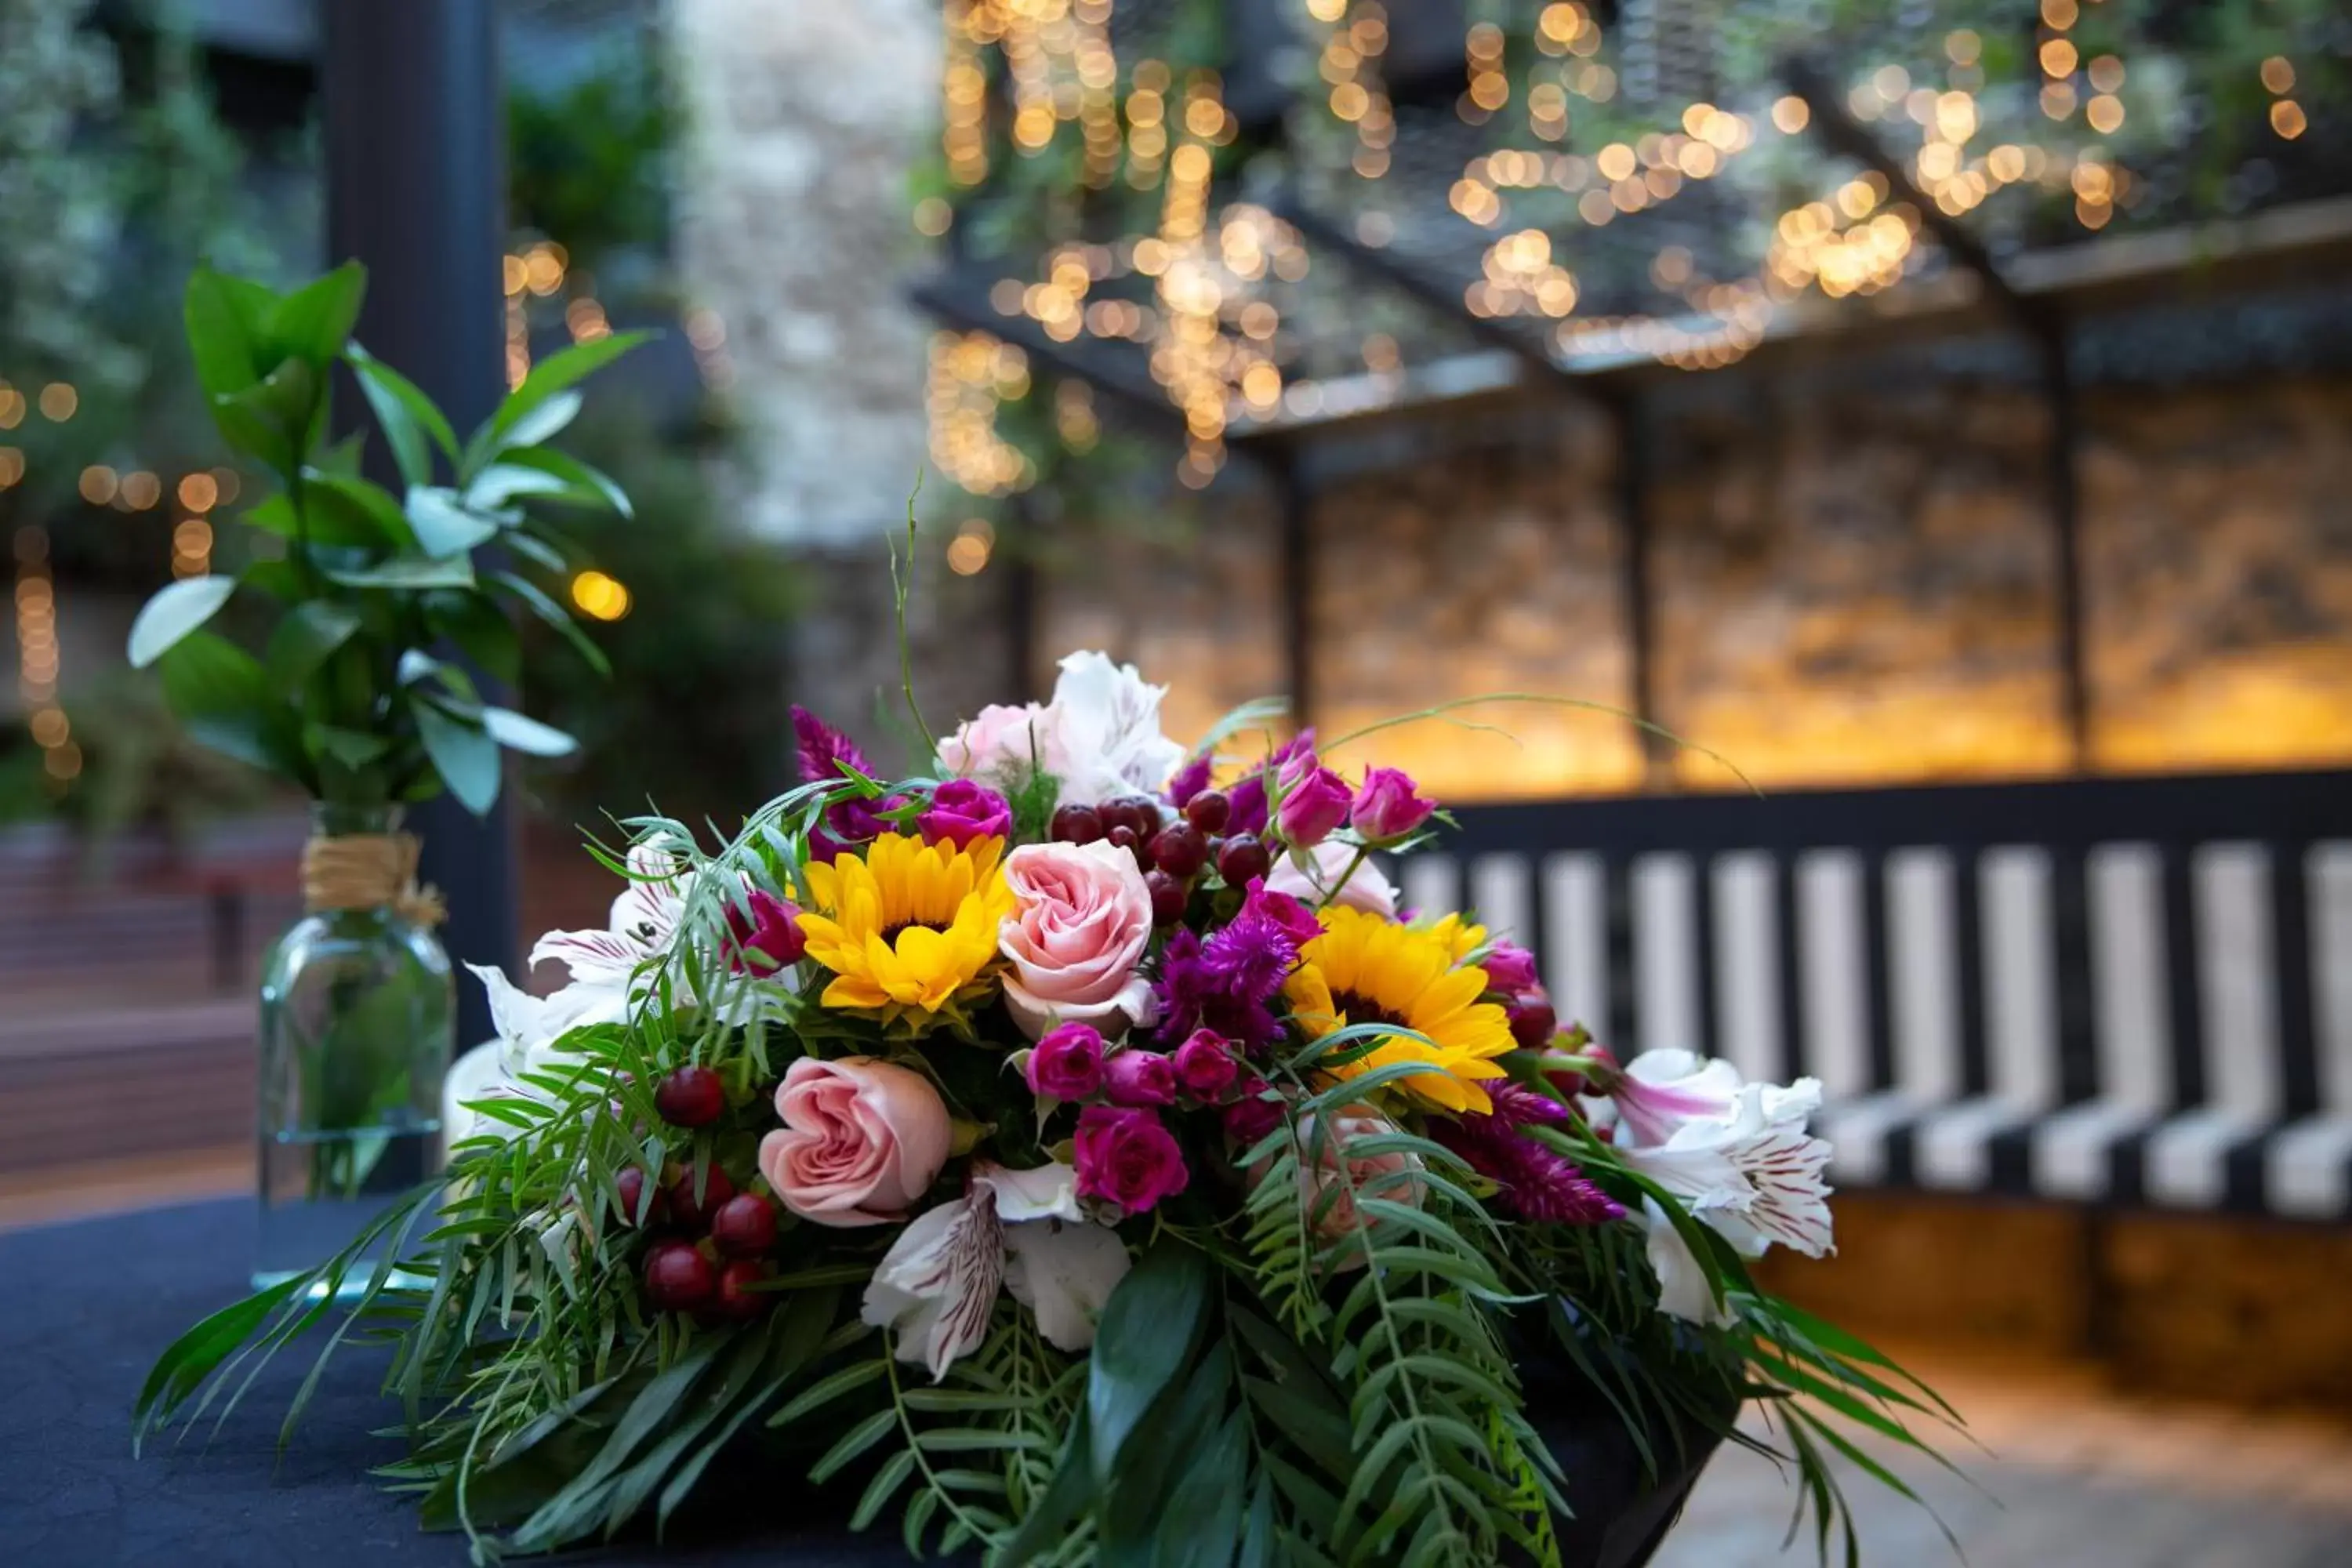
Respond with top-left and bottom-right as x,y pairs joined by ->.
2043,333 -> 2092,770
1275,446 -> 1315,733
1610,391 -> 1665,784
323,3 -> 515,1051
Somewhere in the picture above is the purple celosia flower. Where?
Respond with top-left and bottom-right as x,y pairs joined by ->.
1156,929 -> 1283,1051
791,706 -> 907,862
1239,877 -> 1322,950
1439,1085 -> 1621,1225
1439,1111 -> 1624,1225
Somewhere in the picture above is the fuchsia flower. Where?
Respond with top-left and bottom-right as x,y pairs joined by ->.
1172,1029 -> 1240,1100
1073,1105 -> 1189,1215
725,887 -> 805,975
1349,766 -> 1435,842
1225,731 -> 1316,839
1223,1087 -> 1286,1146
1103,1048 -> 1178,1108
919,779 -> 1011,849
1274,749 -> 1352,849
1481,941 -> 1541,994
1025,1022 -> 1106,1101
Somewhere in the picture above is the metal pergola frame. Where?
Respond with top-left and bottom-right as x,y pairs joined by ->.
917,36 -> 2352,786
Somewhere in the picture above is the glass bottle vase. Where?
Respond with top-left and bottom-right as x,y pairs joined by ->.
255,803 -> 454,1288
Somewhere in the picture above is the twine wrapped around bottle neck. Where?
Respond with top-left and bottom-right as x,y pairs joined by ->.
301,831 -> 447,927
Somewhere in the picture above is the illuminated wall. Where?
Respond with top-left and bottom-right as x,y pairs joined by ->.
1647,371 -> 2074,789
2083,378 -> 2352,772
1305,406 -> 1646,798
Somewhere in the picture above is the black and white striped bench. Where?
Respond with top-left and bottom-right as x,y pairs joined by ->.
1399,768 -> 2352,1220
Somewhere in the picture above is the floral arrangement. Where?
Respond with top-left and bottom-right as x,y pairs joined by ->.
138,644 -> 1955,1565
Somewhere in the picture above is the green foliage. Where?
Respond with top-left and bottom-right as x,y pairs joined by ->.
507,40 -> 677,272
124,263 -> 648,815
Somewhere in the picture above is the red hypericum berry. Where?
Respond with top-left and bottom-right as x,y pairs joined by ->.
1149,822 -> 1208,879
1050,803 -> 1104,844
709,1192 -> 778,1258
714,1259 -> 771,1320
1218,833 -> 1271,885
654,1065 -> 726,1128
643,1240 -> 717,1313
1184,789 -> 1231,833
667,1163 -> 736,1233
614,1166 -> 668,1229
1507,993 -> 1559,1051
1106,823 -> 1148,869
1098,796 -> 1152,840
1146,869 -> 1187,927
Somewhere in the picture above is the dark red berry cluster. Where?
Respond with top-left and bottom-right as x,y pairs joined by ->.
626,1160 -> 780,1321
1049,789 -> 1269,927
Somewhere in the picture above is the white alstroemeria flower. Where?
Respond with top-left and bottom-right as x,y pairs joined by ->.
860,1161 -> 1133,1380
1640,1199 -> 1736,1329
1037,651 -> 1186,808
1265,838 -> 1398,920
1606,1047 -> 1742,1147
1620,1079 -> 1836,1264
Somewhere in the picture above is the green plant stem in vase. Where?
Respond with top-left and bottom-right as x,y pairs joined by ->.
125,261 -> 644,1287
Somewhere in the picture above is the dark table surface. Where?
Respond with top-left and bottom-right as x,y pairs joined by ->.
0,1200 -> 1711,1567
0,1198 -> 917,1567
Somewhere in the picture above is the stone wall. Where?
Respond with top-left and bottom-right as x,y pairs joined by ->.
670,0 -> 937,550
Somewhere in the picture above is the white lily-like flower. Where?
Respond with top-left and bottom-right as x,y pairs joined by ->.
1043,651 -> 1186,808
860,1161 -> 1133,1380
1602,1051 -> 1835,1326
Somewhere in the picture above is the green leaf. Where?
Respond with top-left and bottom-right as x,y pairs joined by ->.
1087,1239 -> 1211,1488
491,568 -> 609,677
466,464 -> 576,510
483,706 -> 577,757
216,357 -> 319,464
406,485 -> 501,558
766,1356 -> 887,1429
127,575 -> 238,668
347,344 -> 461,485
485,330 -> 650,448
995,1406 -> 1095,1565
423,590 -> 521,684
133,1276 -> 305,1445
495,446 -> 633,517
497,389 -> 583,453
263,262 -> 365,370
301,471 -> 416,548
312,726 -> 392,769
328,555 -> 477,590
158,632 -> 308,783
501,531 -> 570,573
808,1408 -> 897,1486
412,699 -> 501,815
183,266 -> 274,401
264,601 -> 363,691
1155,1407 -> 1249,1568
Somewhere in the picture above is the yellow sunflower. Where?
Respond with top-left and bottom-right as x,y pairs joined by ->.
1425,912 -> 1489,964
797,833 -> 1014,1033
1284,906 -> 1515,1114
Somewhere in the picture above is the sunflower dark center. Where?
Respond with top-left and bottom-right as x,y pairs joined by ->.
880,917 -> 949,942
1330,989 -> 1412,1033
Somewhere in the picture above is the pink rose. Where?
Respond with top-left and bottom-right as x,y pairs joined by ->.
758,1057 -> 950,1228
1350,767 -> 1435,842
1172,1029 -> 1239,1100
1103,1048 -> 1177,1107
1482,941 -> 1541,993
1256,1110 -> 1423,1252
919,779 -> 1012,849
1073,1105 -> 1189,1215
998,841 -> 1156,1041
1273,750 -> 1352,849
1025,1021 -> 1106,1100
938,702 -> 1051,785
